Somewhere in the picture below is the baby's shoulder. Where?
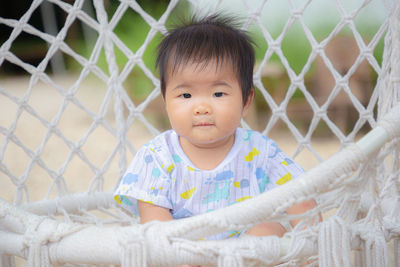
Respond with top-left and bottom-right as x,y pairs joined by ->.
236,128 -> 280,157
137,130 -> 178,166
237,128 -> 272,146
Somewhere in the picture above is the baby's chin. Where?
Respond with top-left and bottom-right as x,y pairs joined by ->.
179,133 -> 236,149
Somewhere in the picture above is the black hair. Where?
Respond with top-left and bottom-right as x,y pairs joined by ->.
156,14 -> 255,104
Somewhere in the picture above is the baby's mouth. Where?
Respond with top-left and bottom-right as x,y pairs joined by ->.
194,122 -> 214,127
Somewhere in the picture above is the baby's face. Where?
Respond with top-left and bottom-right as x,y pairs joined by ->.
164,60 -> 252,149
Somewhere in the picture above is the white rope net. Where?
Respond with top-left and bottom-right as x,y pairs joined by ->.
0,0 -> 399,266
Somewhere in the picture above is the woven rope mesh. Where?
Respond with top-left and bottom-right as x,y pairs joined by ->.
0,0 -> 399,266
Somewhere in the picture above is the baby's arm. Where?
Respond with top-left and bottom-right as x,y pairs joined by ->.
138,200 -> 173,224
245,221 -> 286,237
246,199 -> 319,237
286,199 -> 320,227
138,202 -> 203,267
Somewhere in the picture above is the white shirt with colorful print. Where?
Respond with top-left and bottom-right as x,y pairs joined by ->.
114,128 -> 304,239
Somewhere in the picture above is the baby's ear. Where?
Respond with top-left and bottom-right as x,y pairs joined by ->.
242,89 -> 255,116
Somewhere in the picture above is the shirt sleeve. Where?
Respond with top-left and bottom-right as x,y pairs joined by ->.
262,139 -> 305,192
113,145 -> 172,216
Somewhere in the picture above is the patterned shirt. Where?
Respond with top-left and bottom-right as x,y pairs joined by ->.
114,128 -> 304,239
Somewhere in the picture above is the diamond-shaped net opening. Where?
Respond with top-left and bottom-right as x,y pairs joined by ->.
0,0 -> 399,266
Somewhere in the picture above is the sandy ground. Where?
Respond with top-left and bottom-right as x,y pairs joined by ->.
0,74 -> 344,205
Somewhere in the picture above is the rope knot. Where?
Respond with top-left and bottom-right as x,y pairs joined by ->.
151,22 -> 166,33
291,9 -> 303,19
144,221 -> 176,266
355,223 -> 389,266
218,248 -> 243,267
383,215 -> 400,239
378,104 -> 400,140
24,217 -> 63,267
118,221 -> 175,267
118,224 -> 147,267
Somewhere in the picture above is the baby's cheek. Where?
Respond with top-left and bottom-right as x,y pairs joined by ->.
220,112 -> 242,127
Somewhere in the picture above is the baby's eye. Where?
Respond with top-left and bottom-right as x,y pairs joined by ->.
214,92 -> 225,97
180,93 -> 191,99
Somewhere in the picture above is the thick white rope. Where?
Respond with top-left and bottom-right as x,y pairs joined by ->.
0,103 -> 398,266
0,103 -> 396,266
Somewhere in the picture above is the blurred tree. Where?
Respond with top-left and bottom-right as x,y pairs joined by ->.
0,0 -> 47,74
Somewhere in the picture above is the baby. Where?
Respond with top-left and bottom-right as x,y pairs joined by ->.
114,14 -> 316,240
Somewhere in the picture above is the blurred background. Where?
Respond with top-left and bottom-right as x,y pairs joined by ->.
0,0 -> 393,204
0,0 -> 388,132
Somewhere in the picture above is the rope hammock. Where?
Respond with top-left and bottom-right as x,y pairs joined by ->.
0,0 -> 399,266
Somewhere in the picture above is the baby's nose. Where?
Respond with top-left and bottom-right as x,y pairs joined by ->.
194,102 -> 211,115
